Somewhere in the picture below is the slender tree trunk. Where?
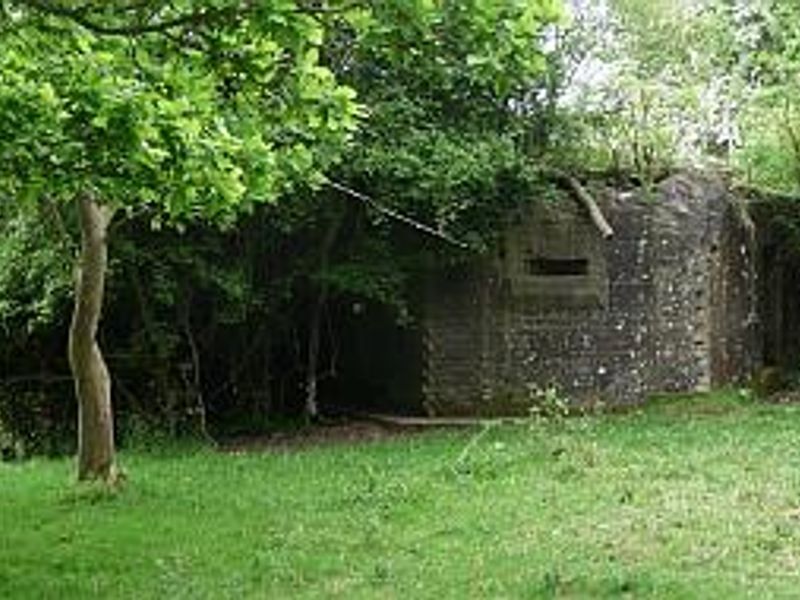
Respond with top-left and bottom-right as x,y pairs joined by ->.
179,305 -> 212,442
304,293 -> 325,420
68,195 -> 118,483
304,205 -> 345,421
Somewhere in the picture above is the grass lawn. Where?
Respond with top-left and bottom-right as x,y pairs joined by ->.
4,392 -> 800,598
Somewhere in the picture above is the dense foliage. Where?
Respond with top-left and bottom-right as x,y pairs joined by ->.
556,1 -> 800,192
5,0 -> 800,457
0,1 -> 564,456
0,2 -> 361,216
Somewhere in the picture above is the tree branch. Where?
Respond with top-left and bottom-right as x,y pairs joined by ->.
326,180 -> 470,249
24,0 -> 368,37
546,169 -> 614,239
25,0 -> 248,36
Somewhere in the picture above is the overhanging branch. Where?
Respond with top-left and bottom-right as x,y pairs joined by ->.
24,0 -> 368,37
326,180 -> 469,250
25,0 -> 246,36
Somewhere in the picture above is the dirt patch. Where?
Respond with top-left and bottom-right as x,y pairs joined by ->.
218,419 -> 435,454
764,390 -> 800,405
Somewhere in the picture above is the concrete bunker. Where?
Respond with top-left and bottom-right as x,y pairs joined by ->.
422,173 -> 759,415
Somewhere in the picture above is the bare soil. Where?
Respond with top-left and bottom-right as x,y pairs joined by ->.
218,418 -> 435,453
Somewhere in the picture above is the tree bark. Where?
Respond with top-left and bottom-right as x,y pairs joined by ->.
68,195 -> 118,483
304,205 -> 345,421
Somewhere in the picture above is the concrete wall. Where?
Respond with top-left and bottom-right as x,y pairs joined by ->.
422,174 -> 758,416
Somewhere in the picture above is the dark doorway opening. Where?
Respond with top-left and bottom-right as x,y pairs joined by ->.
317,297 -> 425,417
754,199 -> 800,371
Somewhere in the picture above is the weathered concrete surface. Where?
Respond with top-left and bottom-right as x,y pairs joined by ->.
422,173 -> 759,416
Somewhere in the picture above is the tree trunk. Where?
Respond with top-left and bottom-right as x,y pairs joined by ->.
179,304 -> 212,442
304,205 -> 345,421
68,195 -> 118,483
304,293 -> 325,421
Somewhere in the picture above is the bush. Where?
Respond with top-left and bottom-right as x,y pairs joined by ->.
0,419 -> 22,461
0,383 -> 74,457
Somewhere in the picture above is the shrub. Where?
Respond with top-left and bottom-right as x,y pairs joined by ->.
0,384 -> 74,457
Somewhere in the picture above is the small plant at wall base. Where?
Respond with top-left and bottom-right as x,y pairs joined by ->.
526,383 -> 571,423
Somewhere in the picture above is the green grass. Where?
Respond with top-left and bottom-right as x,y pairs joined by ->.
5,391 -> 800,598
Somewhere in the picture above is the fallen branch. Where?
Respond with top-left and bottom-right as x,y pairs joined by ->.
561,175 -> 614,239
358,412 -> 527,427
544,169 -> 614,239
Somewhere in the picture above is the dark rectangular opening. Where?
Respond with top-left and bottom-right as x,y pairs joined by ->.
526,257 -> 589,276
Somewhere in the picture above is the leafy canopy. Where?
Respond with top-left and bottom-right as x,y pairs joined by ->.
332,0 -> 564,245
557,0 -> 800,194
0,1 -> 360,223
